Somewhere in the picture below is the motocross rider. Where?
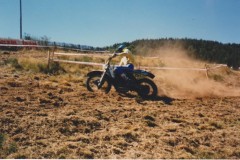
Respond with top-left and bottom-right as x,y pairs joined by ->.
112,44 -> 136,88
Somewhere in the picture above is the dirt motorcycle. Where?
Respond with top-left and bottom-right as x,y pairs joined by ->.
86,54 -> 158,98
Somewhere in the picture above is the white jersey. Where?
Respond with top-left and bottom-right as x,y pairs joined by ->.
117,48 -> 134,66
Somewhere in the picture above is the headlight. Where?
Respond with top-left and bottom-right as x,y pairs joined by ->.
103,64 -> 108,70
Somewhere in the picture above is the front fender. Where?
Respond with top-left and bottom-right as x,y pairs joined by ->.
87,71 -> 103,77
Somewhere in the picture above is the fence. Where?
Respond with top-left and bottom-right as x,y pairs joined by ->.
0,44 -> 228,79
48,50 -> 229,79
0,38 -> 98,51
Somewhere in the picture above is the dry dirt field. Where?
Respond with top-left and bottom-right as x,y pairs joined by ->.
0,49 -> 240,159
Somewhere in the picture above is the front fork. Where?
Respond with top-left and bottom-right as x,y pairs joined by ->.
97,70 -> 107,89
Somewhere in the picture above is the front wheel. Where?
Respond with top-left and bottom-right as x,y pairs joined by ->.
86,73 -> 111,93
137,78 -> 158,98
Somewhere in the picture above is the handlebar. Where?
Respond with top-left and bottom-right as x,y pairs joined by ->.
106,53 -> 116,63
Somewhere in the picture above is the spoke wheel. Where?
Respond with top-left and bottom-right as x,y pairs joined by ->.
86,74 -> 111,93
137,78 -> 158,98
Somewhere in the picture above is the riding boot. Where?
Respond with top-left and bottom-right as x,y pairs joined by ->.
120,73 -> 138,89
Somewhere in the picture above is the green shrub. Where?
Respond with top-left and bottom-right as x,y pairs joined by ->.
5,58 -> 22,69
16,58 -> 65,74
210,121 -> 223,129
8,142 -> 17,154
18,58 -> 44,73
0,134 -> 18,158
37,62 -> 65,74
37,63 -> 48,73
81,56 -> 93,62
0,133 -> 5,149
48,62 -> 66,74
211,74 -> 224,82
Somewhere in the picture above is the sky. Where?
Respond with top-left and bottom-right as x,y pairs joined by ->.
0,0 -> 240,47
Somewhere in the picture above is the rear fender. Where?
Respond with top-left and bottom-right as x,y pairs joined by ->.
133,70 -> 155,79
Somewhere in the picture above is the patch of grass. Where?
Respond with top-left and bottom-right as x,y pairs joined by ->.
211,74 -> 224,82
74,56 -> 93,62
8,142 -> 17,154
198,124 -> 216,131
78,149 -> 94,159
196,151 -> 215,159
59,155 -> 66,159
232,150 -> 240,158
209,121 -> 224,129
0,133 -> 5,148
48,62 -> 66,74
0,134 -> 18,158
163,137 -> 179,147
14,154 -> 28,159
19,58 -> 40,72
18,58 -> 65,74
37,63 -> 49,73
57,146 -> 71,156
5,58 -> 22,69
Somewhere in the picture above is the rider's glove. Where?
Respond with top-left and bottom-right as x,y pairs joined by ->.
112,53 -> 117,58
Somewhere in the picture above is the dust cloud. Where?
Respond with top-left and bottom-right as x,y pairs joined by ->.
137,44 -> 240,99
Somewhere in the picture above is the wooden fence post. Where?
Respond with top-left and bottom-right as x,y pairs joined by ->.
205,64 -> 209,79
47,47 -> 56,71
52,46 -> 56,60
47,50 -> 51,71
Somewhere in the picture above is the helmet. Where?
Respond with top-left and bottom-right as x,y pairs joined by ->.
116,44 -> 126,52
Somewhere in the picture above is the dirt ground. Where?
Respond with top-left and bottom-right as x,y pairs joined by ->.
0,50 -> 240,158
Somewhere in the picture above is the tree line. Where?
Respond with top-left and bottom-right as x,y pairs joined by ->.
106,38 -> 240,69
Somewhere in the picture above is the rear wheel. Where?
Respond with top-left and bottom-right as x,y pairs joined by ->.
86,73 -> 111,93
137,78 -> 158,98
